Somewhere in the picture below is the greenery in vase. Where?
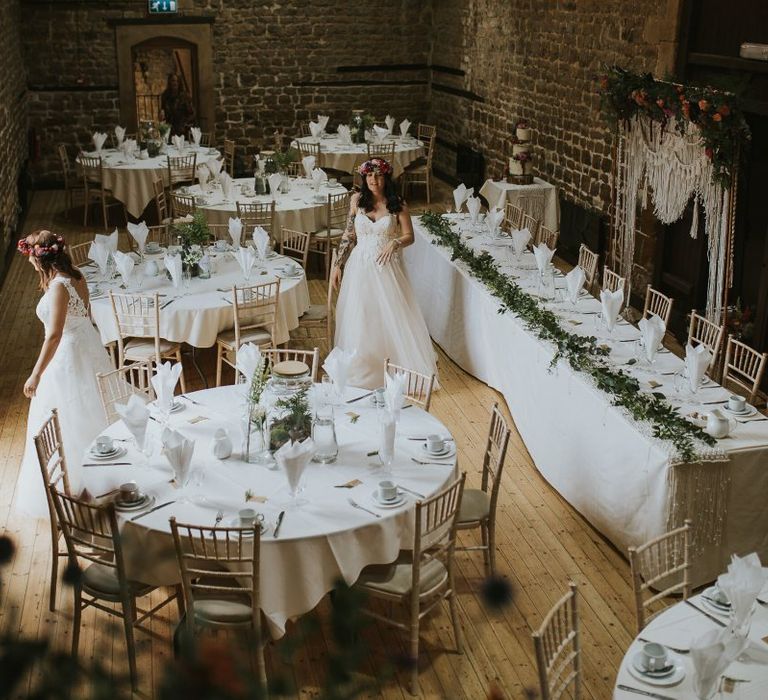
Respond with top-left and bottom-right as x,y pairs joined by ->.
173,211 -> 210,267
270,388 -> 312,450
272,147 -> 298,171
248,356 -> 269,418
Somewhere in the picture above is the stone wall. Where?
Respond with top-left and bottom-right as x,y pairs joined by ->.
0,0 -> 27,276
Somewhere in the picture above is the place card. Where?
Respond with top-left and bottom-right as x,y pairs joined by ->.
648,380 -> 663,389
244,490 -> 267,503
567,319 -> 583,326
187,416 -> 208,424
334,479 -> 362,489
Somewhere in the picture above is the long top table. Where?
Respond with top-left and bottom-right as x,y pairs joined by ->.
405,215 -> 768,585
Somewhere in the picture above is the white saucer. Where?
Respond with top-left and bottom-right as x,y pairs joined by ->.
88,444 -> 127,461
228,516 -> 269,536
630,652 -> 677,679
114,494 -> 155,512
627,651 -> 685,686
422,443 -> 456,459
722,404 -> 757,418
144,246 -> 166,256
372,489 -> 406,508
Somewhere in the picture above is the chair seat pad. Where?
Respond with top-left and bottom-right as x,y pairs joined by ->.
312,228 -> 344,240
124,338 -> 178,360
300,304 -> 328,322
217,327 -> 272,348
457,488 -> 491,523
83,563 -> 152,597
193,599 -> 253,624
356,554 -> 447,597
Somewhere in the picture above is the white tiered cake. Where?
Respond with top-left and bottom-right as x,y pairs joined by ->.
508,120 -> 533,183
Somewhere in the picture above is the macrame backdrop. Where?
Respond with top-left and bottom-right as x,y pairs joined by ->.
612,115 -> 732,320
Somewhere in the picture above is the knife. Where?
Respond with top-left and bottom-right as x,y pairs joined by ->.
616,684 -> 676,700
685,599 -> 727,627
346,390 -> 374,404
130,500 -> 175,522
273,511 -> 285,538
82,462 -> 132,467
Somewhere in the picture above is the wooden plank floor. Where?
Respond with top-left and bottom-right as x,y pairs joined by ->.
0,188 -> 635,698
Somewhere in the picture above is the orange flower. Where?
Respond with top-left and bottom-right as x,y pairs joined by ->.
698,99 -> 710,112
717,104 -> 731,117
712,113 -> 722,122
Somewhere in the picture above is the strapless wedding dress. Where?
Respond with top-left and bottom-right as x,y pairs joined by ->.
334,210 -> 437,389
15,275 -> 113,518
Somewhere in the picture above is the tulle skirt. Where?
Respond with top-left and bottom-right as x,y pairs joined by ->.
14,322 -> 113,518
334,249 -> 437,390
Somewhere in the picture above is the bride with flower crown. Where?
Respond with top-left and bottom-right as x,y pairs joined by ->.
15,230 -> 113,518
330,157 -> 437,389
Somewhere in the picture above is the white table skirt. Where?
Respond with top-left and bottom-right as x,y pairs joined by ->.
479,177 -> 559,230
404,216 -> 768,585
78,146 -> 221,218
613,589 -> 768,698
89,252 -> 310,348
81,385 -> 456,637
293,136 -> 424,178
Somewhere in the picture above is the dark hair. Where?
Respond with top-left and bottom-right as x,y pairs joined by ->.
24,229 -> 83,290
358,170 -> 403,215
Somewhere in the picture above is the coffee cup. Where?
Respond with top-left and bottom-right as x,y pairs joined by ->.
119,481 -> 140,503
95,435 -> 114,454
144,260 -> 159,277
640,641 -> 668,672
728,394 -> 747,413
238,508 -> 257,527
215,239 -> 228,250
372,388 -> 386,407
426,434 -> 445,454
378,480 -> 398,502
146,241 -> 160,252
328,178 -> 338,186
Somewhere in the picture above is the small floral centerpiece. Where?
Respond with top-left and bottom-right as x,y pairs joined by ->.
158,121 -> 171,144
725,300 -> 754,343
172,211 -> 210,274
269,388 -> 312,451
272,147 -> 298,174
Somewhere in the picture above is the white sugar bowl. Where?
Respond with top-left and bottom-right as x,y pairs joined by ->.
211,428 -> 233,459
705,409 -> 736,439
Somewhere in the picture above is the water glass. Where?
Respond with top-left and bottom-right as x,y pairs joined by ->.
378,411 -> 397,476
182,266 -> 192,289
312,404 -> 338,463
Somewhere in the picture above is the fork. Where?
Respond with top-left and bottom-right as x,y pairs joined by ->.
214,510 -> 224,527
347,497 -> 381,518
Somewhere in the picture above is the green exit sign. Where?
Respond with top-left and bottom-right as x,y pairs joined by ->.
148,0 -> 177,13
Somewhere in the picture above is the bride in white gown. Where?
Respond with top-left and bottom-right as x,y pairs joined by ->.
331,157 -> 437,389
15,230 -> 113,518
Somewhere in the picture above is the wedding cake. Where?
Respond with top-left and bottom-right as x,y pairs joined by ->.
508,120 -> 533,184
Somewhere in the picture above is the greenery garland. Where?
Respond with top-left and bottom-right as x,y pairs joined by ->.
420,211 -> 717,462
598,66 -> 750,189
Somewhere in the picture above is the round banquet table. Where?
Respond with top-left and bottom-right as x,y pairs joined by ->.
613,590 -> 768,698
88,250 -> 309,348
187,176 -> 349,236
292,135 -> 424,178
77,145 -> 222,219
80,384 -> 457,637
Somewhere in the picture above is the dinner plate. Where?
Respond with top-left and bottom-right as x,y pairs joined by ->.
87,445 -> 127,461
421,443 -> 457,459
722,404 -> 757,418
114,494 -> 155,512
371,489 -> 406,508
227,517 -> 270,536
627,651 -> 685,687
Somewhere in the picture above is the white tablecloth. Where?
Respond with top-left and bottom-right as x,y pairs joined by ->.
78,146 -> 221,218
188,177 -> 349,236
81,385 -> 456,637
479,177 -> 559,230
614,590 -> 768,698
88,252 -> 309,348
405,215 -> 768,585
292,135 -> 424,178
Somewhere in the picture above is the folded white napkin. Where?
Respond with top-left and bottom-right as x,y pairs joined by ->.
164,253 -> 182,288
717,552 -> 767,629
639,314 -> 666,362
379,412 -> 397,463
384,371 -> 407,422
88,241 -> 110,276
112,250 -> 135,287
162,427 -> 195,486
172,134 -> 185,152
275,438 -> 315,493
311,167 -> 327,189
452,183 -> 468,213
252,226 -> 269,259
196,164 -> 210,190
301,155 -> 316,178
373,125 -> 389,143
114,126 -> 126,146
92,132 -> 107,152
152,361 -> 183,414
322,346 -> 357,397
511,227 -> 531,256
337,124 -> 352,145
486,207 -> 505,235
466,195 -> 482,224
235,246 -> 257,277
691,628 -> 734,700
122,138 -> 138,158
309,121 -> 323,139
235,342 -> 263,384
399,119 -> 411,137
207,158 -> 223,181
533,242 -> 555,274
267,173 -> 283,197
219,172 -> 235,201
114,394 -> 150,452
565,266 -> 586,304
685,342 -> 712,393
599,288 -> 623,331
190,127 -> 201,146
228,217 -> 243,249
95,229 -> 119,252
385,114 -> 395,134
127,221 -> 149,253
317,114 -> 329,132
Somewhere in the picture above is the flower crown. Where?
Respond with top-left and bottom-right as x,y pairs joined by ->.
17,233 -> 66,260
358,158 -> 393,176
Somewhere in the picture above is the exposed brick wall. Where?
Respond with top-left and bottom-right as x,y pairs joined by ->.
0,0 -> 27,275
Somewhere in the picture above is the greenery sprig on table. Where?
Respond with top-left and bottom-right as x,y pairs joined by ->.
420,211 -> 717,462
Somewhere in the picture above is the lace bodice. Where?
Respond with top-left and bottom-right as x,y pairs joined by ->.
353,210 -> 399,263
35,276 -> 90,335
